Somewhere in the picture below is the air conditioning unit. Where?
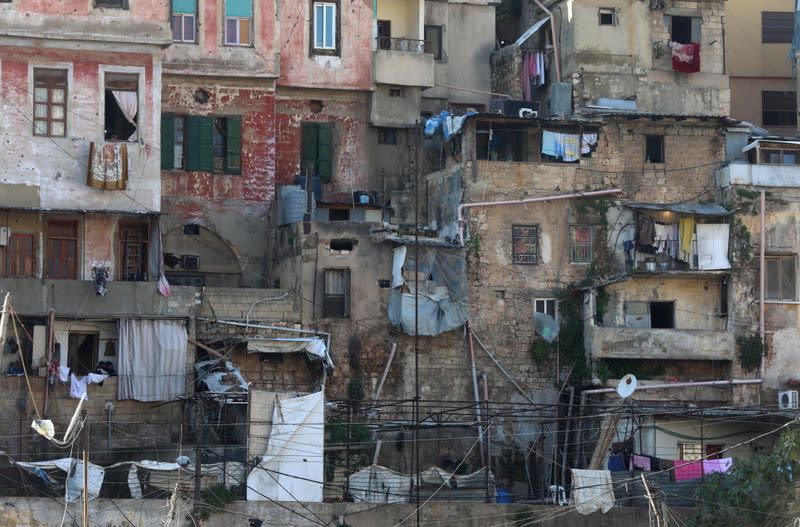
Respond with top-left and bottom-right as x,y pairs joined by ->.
779,390 -> 798,410
0,227 -> 8,246
181,255 -> 200,270
518,108 -> 538,118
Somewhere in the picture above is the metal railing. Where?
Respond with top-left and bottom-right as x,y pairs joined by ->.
376,37 -> 425,54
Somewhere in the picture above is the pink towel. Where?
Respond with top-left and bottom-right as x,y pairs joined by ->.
630,454 -> 651,471
673,460 -> 703,482
703,458 -> 732,475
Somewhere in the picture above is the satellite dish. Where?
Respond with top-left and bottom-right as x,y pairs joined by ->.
616,374 -> 637,398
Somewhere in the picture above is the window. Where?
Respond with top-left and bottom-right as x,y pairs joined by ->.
534,299 -> 557,319
33,69 -> 67,138
758,256 -> 796,301
762,12 -> 794,44
95,0 -> 128,8
598,8 -> 617,26
322,268 -> 350,318
761,148 -> 800,165
762,91 -> 797,128
119,224 -> 149,281
104,73 -> 138,141
512,225 -> 539,265
160,115 -> 242,173
670,15 -> 699,45
328,208 -> 349,221
377,19 -> 391,50
378,128 -> 397,145
570,226 -> 593,263
300,122 -> 333,182
313,2 -> 337,51
678,442 -> 723,461
624,301 -> 675,328
172,0 -> 197,43
389,87 -> 404,98
225,0 -> 253,46
0,234 -> 35,278
46,220 -> 78,279
67,333 -> 98,376
424,25 -> 443,60
645,135 -> 664,163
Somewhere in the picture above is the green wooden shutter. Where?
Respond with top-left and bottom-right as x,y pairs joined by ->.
186,115 -> 214,171
160,115 -> 175,170
300,123 -> 319,176
317,123 -> 333,182
225,115 -> 242,174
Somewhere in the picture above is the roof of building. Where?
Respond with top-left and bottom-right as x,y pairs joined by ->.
626,202 -> 730,216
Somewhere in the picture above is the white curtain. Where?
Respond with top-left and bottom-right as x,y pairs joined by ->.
117,319 -> 187,401
247,391 -> 324,502
112,90 -> 138,141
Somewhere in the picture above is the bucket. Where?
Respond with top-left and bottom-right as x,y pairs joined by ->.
645,258 -> 656,272
496,489 -> 512,503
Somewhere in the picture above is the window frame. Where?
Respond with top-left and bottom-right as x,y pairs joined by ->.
46,220 -> 79,280
312,1 -> 338,53
512,224 -> 539,265
0,233 -> 36,278
645,135 -> 665,164
761,255 -> 796,301
171,12 -> 197,43
378,128 -> 397,145
224,16 -> 253,47
300,121 -> 334,182
761,11 -> 794,44
534,298 -> 558,320
94,0 -> 129,9
322,267 -> 350,318
598,8 -> 617,26
161,114 -> 242,174
32,68 -> 68,138
569,225 -> 593,264
118,222 -> 150,282
762,91 -> 798,128
424,25 -> 443,60
102,68 -> 142,143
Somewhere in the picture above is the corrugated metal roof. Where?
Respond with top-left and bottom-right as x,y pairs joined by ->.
627,202 -> 730,216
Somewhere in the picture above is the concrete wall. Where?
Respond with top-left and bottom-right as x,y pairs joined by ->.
373,50 -> 435,87
553,0 -> 729,116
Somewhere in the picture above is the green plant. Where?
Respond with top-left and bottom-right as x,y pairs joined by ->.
595,360 -> 612,385
347,378 -> 365,401
689,429 -> 800,527
198,483 -> 237,520
736,333 -> 764,373
327,421 -> 370,445
529,339 -> 553,366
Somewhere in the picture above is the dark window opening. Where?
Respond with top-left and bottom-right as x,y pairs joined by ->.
762,91 -> 797,128
104,73 -> 138,141
512,225 -> 539,265
477,124 -> 536,162
389,87 -> 404,98
377,20 -> 391,50
424,25 -> 443,60
68,333 -> 98,376
184,224 -> 201,235
599,8 -> 616,26
330,239 -> 354,251
328,208 -> 350,221
645,135 -> 665,163
649,301 -> 675,329
119,224 -> 149,281
378,128 -> 397,145
166,274 -> 205,287
95,0 -> 128,8
762,12 -> 794,44
670,16 -> 693,44
322,268 -> 350,318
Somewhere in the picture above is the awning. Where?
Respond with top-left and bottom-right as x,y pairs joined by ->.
742,139 -> 800,153
245,337 -> 333,368
627,202 -> 731,217
515,16 -> 550,47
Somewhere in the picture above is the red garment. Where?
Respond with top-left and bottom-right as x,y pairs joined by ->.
672,42 -> 700,73
673,460 -> 703,481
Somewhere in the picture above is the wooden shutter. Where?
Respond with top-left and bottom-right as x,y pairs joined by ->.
186,115 -> 214,171
317,123 -> 333,182
300,122 -> 319,175
762,12 -> 794,44
161,115 -> 175,169
225,115 -> 242,173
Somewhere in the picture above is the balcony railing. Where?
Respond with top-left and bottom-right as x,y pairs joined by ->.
376,37 -> 425,54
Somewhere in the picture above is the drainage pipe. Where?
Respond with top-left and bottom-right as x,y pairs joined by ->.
466,322 -> 486,467
457,189 -> 623,245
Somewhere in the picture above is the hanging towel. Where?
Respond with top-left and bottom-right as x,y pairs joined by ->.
673,460 -> 704,482
679,217 -> 695,261
570,469 -> 615,515
562,134 -> 582,162
581,133 -> 598,154
703,458 -> 733,475
87,142 -> 129,190
671,42 -> 701,73
630,454 -> 651,471
542,130 -> 560,157
654,223 -> 673,254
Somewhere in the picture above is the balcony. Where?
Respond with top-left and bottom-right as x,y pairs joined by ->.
718,162 -> 800,188
373,45 -> 434,87
588,326 -> 735,362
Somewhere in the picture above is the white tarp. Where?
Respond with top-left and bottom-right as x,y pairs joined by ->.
126,460 -> 245,497
117,319 -> 188,401
349,465 -> 410,504
571,469 -> 615,515
18,458 -> 105,502
195,359 -> 248,393
246,337 -> 333,368
247,391 -> 324,502
392,246 -> 407,288
696,224 -> 731,270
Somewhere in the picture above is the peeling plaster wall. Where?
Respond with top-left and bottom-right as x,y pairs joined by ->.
161,80 -> 277,288
275,89 -> 370,197
6,0 -> 167,20
0,47 -> 162,212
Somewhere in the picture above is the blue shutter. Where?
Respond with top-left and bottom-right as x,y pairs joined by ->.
172,0 -> 196,14
225,0 -> 252,17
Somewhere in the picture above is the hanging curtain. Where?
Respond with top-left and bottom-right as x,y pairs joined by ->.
117,319 -> 187,401
86,142 -> 128,190
112,90 -> 138,141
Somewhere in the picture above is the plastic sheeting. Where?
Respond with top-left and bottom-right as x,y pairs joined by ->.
571,469 -> 615,515
246,337 -> 333,368
424,111 -> 477,141
117,319 -> 187,402
696,224 -> 731,270
388,246 -> 468,336
349,465 -> 410,504
195,360 -> 248,394
18,458 -> 105,502
247,391 -> 324,502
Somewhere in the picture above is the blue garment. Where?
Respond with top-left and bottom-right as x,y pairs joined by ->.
542,130 -> 560,157
607,455 -> 627,472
